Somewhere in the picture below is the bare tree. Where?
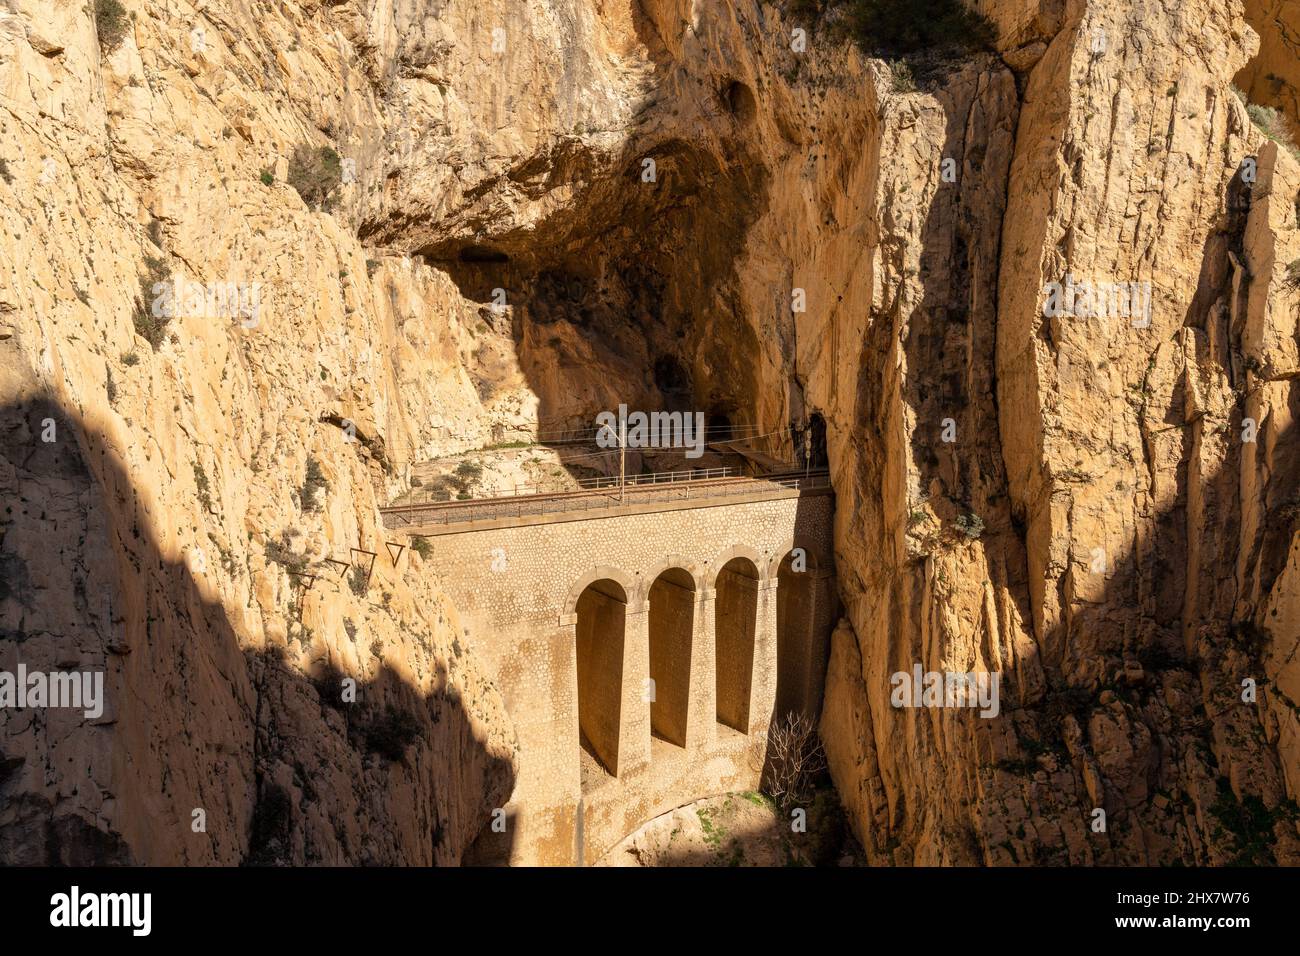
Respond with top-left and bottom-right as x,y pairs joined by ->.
757,711 -> 827,810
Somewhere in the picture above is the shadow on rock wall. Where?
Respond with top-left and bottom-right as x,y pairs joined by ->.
0,388 -> 514,865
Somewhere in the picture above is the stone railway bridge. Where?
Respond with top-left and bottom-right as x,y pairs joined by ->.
381,475 -> 837,865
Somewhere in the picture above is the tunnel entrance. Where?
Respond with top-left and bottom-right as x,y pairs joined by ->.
714,557 -> 758,733
784,412 -> 829,471
776,550 -> 817,719
647,568 -> 694,747
575,579 -> 627,781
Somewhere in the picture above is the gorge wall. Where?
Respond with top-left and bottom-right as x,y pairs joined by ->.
1,0 -> 1298,865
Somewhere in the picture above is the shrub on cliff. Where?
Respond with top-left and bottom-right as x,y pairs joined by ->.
264,535 -> 308,574
844,0 -> 996,58
954,512 -> 984,540
132,255 -> 171,350
1234,87 -> 1300,162
287,145 -> 343,210
362,706 -> 422,763
300,455 -> 329,511
94,0 -> 130,52
347,565 -> 368,597
1246,103 -> 1300,161
1209,777 -> 1297,865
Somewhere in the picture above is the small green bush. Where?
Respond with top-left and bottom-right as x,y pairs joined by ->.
94,0 -> 130,53
193,461 -> 215,512
954,512 -> 984,540
1209,777 -> 1292,865
410,536 -> 434,560
287,145 -> 342,210
1244,100 -> 1300,162
845,0 -> 997,58
121,350 -> 139,366
265,533 -> 308,574
348,565 -> 368,597
889,59 -> 916,93
259,168 -> 274,186
132,255 -> 171,350
424,474 -> 458,502
363,706 -> 421,762
454,459 -> 484,483
1285,258 -> 1300,289
300,456 -> 329,511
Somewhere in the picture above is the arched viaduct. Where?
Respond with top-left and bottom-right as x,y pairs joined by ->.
391,481 -> 836,865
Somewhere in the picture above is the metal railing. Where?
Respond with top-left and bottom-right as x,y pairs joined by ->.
393,466 -> 736,510
415,423 -> 775,462
381,470 -> 831,531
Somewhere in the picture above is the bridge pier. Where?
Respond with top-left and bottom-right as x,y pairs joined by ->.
619,601 -> 651,777
774,558 -> 839,720
751,577 -> 779,735
686,587 -> 716,750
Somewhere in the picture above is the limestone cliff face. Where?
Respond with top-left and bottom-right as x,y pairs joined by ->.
814,0 -> 1300,864
1,0 -> 1298,866
0,0 -> 520,864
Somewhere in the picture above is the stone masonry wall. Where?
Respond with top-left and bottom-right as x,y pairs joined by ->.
429,492 -> 835,864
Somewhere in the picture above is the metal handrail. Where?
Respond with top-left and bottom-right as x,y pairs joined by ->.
392,466 -> 737,510
382,471 -> 831,531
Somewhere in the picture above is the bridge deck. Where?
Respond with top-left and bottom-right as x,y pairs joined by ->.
381,471 -> 832,536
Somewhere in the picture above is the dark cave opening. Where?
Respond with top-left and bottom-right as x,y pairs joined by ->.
457,245 -> 511,264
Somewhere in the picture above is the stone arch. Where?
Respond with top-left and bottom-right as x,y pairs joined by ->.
646,566 -> 695,748
765,536 -> 822,579
574,576 -> 629,781
706,544 -> 766,590
713,554 -> 760,733
773,540 -> 822,720
637,555 -> 704,603
562,564 -> 637,623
